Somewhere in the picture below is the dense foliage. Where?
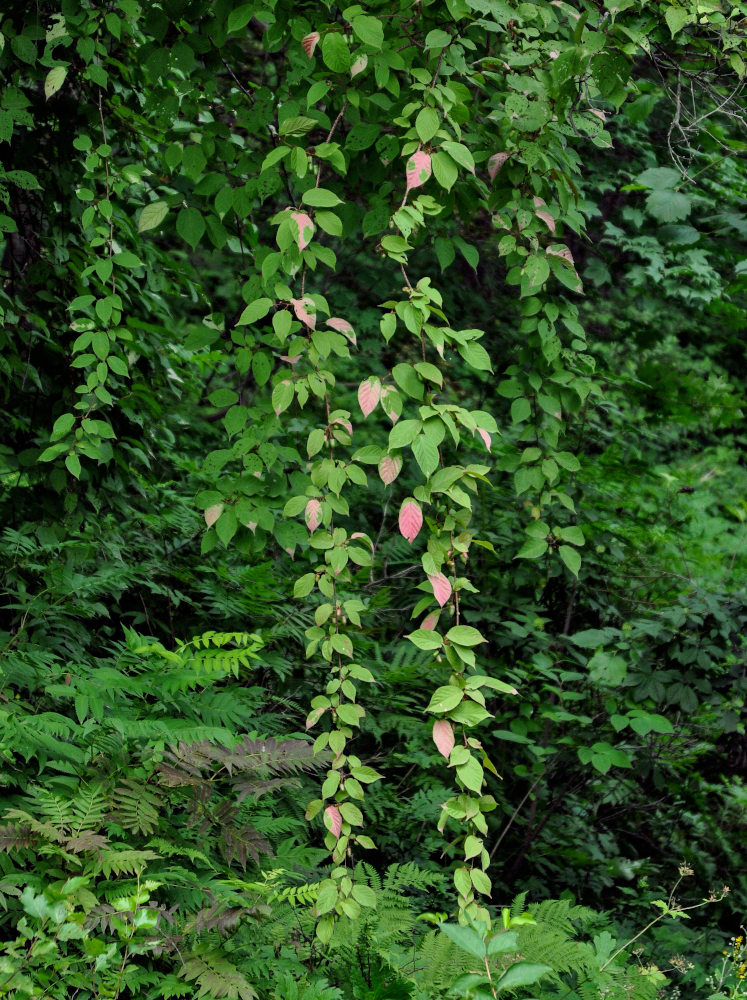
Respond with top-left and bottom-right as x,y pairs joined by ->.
0,0 -> 745,998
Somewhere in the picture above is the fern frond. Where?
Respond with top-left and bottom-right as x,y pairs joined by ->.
109,778 -> 160,835
180,951 -> 257,1000
147,837 -> 215,869
0,822 -> 35,852
97,846 -> 160,878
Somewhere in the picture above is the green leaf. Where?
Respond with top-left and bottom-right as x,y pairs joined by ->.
441,141 -> 474,173
458,341 -> 492,372
352,15 -> 383,49
389,419 -> 421,448
227,4 -> 255,32
322,32 -> 351,73
412,435 -> 440,477
351,883 -> 377,907
44,66 -> 67,99
557,525 -> 584,546
496,962 -> 552,991
407,629 -> 444,650
470,868 -> 491,895
416,107 -> 440,143
456,755 -> 483,792
439,923 -> 487,959
316,880 -> 338,915
559,545 -> 581,575
425,28 -> 451,49
237,299 -> 273,325
432,151 -> 458,190
645,189 -> 692,223
426,685 -> 464,713
516,538 -> 548,559
665,7 -> 691,36
637,167 -> 681,190
51,413 -> 75,441
302,188 -> 343,208
138,201 -> 169,232
176,207 -> 205,248
446,625 -> 485,647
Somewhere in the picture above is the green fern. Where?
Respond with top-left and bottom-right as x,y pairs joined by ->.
109,778 -> 160,835
180,950 -> 257,1000
96,846 -> 160,878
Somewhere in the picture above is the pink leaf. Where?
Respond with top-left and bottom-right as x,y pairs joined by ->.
536,210 -> 555,233
326,316 -> 356,346
358,377 -> 381,418
547,244 -> 574,264
432,720 -> 455,760
405,151 -> 432,192
378,454 -> 402,486
204,504 -> 223,528
291,296 -> 316,329
290,210 -> 314,250
351,54 -> 368,77
247,521 -> 257,532
421,612 -> 439,631
305,498 -> 321,533
306,705 -> 326,730
476,427 -> 492,451
488,151 -> 509,180
302,32 -> 320,59
398,499 -> 423,545
332,416 -> 353,436
429,572 -> 452,608
324,804 -> 342,838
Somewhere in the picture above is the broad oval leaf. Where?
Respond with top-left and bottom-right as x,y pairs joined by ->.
302,31 -> 320,58
398,499 -> 422,544
291,296 -> 316,329
405,151 -> 432,192
305,498 -> 321,533
488,151 -> 509,180
323,804 -> 342,838
426,685 -> 463,713
432,719 -> 454,759
204,504 -> 223,528
138,200 -> 169,233
378,454 -> 402,485
326,317 -> 356,344
290,210 -> 314,250
495,962 -> 552,991
428,572 -> 452,608
357,377 -> 381,418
